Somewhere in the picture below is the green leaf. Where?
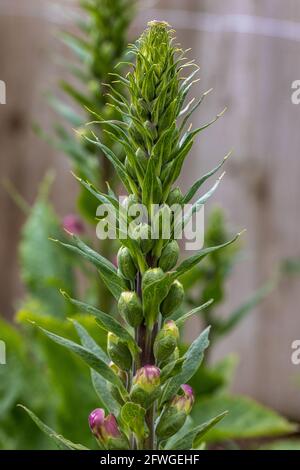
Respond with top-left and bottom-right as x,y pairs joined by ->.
168,411 -> 228,450
160,326 -> 210,404
60,81 -> 95,113
85,136 -> 137,194
182,152 -> 231,204
53,235 -> 126,300
174,299 -> 214,327
121,402 -> 148,440
91,370 -> 120,416
72,319 -> 108,362
63,293 -> 140,357
60,31 -> 91,62
260,439 -> 300,450
19,406 -> 89,450
48,95 -> 83,127
19,174 -> 76,317
70,320 -> 120,415
174,233 -> 242,280
175,174 -> 225,235
191,395 -> 297,442
35,324 -> 127,396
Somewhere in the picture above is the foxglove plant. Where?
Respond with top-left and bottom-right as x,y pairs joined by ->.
23,21 -> 242,450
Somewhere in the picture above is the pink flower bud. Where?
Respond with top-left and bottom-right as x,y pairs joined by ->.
171,384 -> 195,414
88,409 -> 129,450
63,214 -> 84,235
133,365 -> 160,392
88,408 -> 105,437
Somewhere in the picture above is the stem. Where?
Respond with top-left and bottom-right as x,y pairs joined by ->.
134,271 -> 157,449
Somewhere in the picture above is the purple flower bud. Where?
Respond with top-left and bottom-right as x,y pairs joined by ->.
102,414 -> 121,439
181,384 -> 194,398
63,214 -> 84,235
89,409 -> 121,440
171,384 -> 195,414
88,408 -> 105,437
133,365 -> 160,392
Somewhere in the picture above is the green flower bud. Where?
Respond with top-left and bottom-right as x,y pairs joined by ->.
142,268 -> 170,327
160,346 -> 180,369
166,187 -> 183,206
132,223 -> 154,254
107,332 -> 132,370
118,291 -> 143,327
156,384 -> 195,440
160,280 -> 184,317
158,240 -> 179,272
108,362 -> 127,405
142,267 -> 166,288
130,365 -> 161,409
154,320 -> 179,363
156,405 -> 186,441
117,246 -> 137,281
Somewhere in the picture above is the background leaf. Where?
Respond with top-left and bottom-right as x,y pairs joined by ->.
191,394 -> 297,442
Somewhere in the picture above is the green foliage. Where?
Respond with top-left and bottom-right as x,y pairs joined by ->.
191,395 -> 296,442
19,174 -> 77,317
19,406 -> 89,450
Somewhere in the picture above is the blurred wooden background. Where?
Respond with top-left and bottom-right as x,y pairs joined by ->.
0,0 -> 299,417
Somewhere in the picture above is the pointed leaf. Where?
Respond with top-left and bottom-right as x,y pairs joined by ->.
174,299 -> 214,327
53,235 -> 127,300
182,152 -> 231,204
160,326 -> 210,405
173,233 -> 241,280
19,406 -> 89,450
168,411 -> 228,450
34,324 -> 127,395
63,293 -> 140,357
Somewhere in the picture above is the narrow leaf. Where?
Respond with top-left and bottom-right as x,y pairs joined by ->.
52,235 -> 127,300
34,324 -> 127,394
160,326 -> 210,405
168,411 -> 228,450
19,405 -> 89,450
174,299 -> 214,327
173,233 -> 242,280
182,151 -> 231,204
63,293 -> 140,357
